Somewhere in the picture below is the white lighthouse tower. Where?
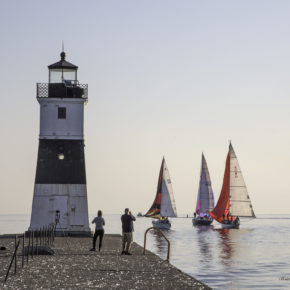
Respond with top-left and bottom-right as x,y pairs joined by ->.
29,51 -> 90,236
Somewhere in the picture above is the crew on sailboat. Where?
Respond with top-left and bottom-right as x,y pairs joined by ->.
234,216 -> 240,227
222,214 -> 239,226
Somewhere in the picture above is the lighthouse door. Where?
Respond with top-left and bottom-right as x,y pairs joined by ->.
54,196 -> 68,230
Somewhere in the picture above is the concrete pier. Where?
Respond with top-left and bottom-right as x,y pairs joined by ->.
0,234 -> 210,289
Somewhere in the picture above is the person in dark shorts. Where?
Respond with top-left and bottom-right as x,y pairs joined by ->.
90,210 -> 105,251
121,208 -> 136,255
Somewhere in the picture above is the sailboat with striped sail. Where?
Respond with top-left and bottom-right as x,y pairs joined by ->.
193,153 -> 215,226
145,157 -> 177,229
209,142 -> 255,229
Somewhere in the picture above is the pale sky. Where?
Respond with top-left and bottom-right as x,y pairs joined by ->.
0,0 -> 290,215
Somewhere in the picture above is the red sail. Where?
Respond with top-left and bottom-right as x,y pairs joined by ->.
145,158 -> 164,218
209,152 -> 230,223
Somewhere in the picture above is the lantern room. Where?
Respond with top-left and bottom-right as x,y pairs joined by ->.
37,51 -> 87,99
48,51 -> 78,84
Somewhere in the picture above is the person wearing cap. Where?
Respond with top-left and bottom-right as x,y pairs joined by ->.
121,208 -> 136,255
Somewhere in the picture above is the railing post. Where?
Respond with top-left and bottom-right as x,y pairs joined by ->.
14,235 -> 17,274
31,230 -> 34,259
48,225 -> 51,246
143,228 -> 149,255
40,227 -> 42,248
49,225 -> 51,246
45,226 -> 47,246
143,227 -> 170,262
36,230 -> 39,255
22,234 -> 25,268
47,225 -> 50,246
42,226 -> 44,246
52,224 -> 55,246
27,231 -> 30,264
4,239 -> 20,283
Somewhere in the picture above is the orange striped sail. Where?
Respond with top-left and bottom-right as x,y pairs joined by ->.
144,159 -> 164,219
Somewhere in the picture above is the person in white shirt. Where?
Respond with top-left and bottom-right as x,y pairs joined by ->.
90,210 -> 105,251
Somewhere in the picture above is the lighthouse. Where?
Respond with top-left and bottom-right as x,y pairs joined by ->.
29,51 -> 90,236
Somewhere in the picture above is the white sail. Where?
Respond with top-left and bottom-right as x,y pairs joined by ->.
229,144 -> 255,217
197,153 -> 215,213
160,159 -> 178,217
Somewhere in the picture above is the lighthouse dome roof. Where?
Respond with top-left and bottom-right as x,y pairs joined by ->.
48,51 -> 78,70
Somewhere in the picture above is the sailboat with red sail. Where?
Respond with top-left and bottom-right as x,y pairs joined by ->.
145,157 -> 177,229
209,143 -> 255,229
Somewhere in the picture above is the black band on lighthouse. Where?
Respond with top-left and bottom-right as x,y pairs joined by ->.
35,139 -> 86,184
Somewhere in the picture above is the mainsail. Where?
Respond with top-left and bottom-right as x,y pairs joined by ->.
209,153 -> 230,223
145,157 -> 177,218
144,159 -> 163,218
209,143 -> 255,223
228,143 -> 255,217
196,153 -> 215,215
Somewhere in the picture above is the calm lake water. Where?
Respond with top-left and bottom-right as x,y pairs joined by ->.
1,214 -> 290,289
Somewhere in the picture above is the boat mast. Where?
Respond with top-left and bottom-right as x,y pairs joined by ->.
228,142 -> 231,216
160,158 -> 164,217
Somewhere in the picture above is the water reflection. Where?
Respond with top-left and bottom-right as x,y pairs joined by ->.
149,229 -> 172,259
195,225 -> 214,263
214,228 -> 233,265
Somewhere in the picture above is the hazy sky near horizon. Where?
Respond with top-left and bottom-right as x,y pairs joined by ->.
0,0 -> 290,215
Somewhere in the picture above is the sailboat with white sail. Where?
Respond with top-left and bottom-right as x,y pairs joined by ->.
209,142 -> 255,229
193,153 -> 215,226
145,157 -> 177,229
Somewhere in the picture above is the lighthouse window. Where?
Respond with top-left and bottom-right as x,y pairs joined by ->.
58,107 -> 66,119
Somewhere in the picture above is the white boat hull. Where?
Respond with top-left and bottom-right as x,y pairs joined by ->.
152,219 -> 171,230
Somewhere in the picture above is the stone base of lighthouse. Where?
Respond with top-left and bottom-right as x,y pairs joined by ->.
29,139 -> 90,236
29,184 -> 90,236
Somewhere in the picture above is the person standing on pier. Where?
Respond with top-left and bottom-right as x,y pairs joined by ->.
121,208 -> 136,255
90,210 -> 105,251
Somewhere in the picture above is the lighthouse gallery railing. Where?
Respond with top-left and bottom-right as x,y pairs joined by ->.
37,83 -> 88,99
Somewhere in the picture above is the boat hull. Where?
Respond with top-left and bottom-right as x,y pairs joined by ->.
192,217 -> 213,226
152,219 -> 171,230
221,221 -> 240,229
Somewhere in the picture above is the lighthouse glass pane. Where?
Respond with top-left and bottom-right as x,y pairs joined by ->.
50,70 -> 62,83
63,71 -> 76,83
